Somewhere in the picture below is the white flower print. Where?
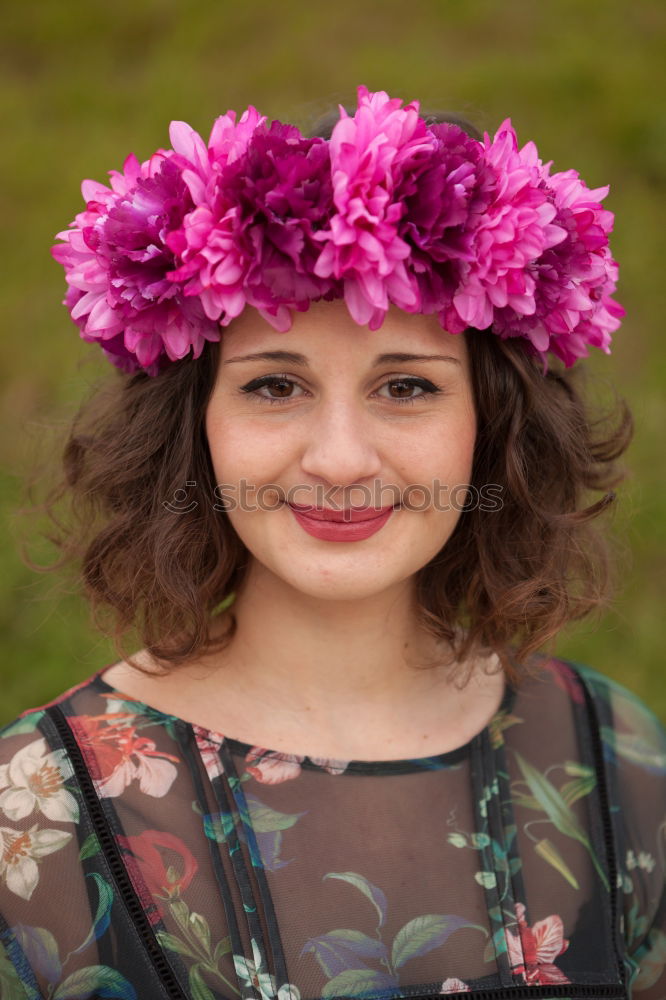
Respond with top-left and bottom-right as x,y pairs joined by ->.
0,737 -> 79,824
307,756 -> 350,775
234,937 -> 301,1000
0,824 -> 72,900
441,978 -> 470,993
626,848 -> 656,873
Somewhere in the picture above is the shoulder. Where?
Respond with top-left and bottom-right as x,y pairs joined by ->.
524,653 -> 666,754
0,671 -> 100,753
0,670 -> 115,802
561,657 -> 666,769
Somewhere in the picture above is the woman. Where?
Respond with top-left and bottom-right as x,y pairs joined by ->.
1,87 -> 663,1000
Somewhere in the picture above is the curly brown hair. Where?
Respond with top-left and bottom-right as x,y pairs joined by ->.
17,108 -> 634,688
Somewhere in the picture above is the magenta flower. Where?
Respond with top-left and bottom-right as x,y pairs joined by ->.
491,153 -> 624,367
451,119 -> 566,334
52,152 -> 220,375
313,85 -> 435,329
398,123 -> 483,321
225,122 -> 337,329
51,89 -> 624,375
166,107 -> 266,324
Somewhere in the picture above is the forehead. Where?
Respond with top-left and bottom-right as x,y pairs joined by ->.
219,300 -> 469,367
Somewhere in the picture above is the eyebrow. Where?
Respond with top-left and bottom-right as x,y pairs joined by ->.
223,350 -> 462,367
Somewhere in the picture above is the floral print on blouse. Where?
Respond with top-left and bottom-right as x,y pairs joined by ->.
0,654 -> 664,1000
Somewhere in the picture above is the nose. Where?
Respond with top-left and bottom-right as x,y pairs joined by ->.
299,398 -> 383,496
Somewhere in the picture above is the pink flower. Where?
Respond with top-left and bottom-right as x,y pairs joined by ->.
244,749 -> 305,784
166,107 -> 266,324
313,85 -> 435,329
226,122 -> 337,328
68,713 -> 180,798
491,150 -> 624,367
193,726 -> 226,781
243,748 -> 350,783
51,90 -> 624,375
452,120 -> 566,335
505,902 -> 570,985
398,123 -> 483,321
52,152 -> 220,375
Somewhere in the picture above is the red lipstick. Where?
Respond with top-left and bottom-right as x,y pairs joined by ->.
288,503 -> 396,541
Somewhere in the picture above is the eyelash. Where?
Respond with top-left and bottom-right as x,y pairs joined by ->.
238,374 -> 444,406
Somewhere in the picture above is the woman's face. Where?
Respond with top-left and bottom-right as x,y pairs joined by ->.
205,299 -> 477,602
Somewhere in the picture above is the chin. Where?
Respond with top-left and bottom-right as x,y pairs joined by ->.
253,540 -> 437,604
230,512 -> 456,603
278,569 -> 411,604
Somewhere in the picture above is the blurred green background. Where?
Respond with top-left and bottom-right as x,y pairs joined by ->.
1,0 -> 665,725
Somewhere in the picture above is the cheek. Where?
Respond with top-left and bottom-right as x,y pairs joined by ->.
392,424 -> 476,489
206,412 -> 292,487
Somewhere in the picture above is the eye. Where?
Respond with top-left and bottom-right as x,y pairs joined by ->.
240,375 -> 442,406
375,377 -> 443,405
239,375 -> 308,404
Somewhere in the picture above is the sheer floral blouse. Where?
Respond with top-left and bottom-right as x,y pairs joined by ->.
0,654 -> 664,1000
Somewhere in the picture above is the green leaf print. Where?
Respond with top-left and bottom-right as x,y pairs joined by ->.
162,899 -> 240,997
488,711 -> 523,750
10,925 -> 61,985
534,838 -> 580,889
188,964 -> 217,1000
312,872 -> 486,996
214,937 -> 232,962
301,929 -> 387,978
513,751 -> 609,891
320,968 -> 399,998
78,834 -> 101,861
244,794 -> 306,833
203,810 -> 237,842
323,872 -> 388,929
72,874 -> 114,954
560,774 -> 597,807
391,914 -> 476,970
483,926 -> 508,963
0,712 -> 45,738
601,726 -> 666,774
156,931 -> 200,960
188,911 -> 212,954
52,965 -> 137,999
633,928 -> 666,991
0,942 -> 32,1000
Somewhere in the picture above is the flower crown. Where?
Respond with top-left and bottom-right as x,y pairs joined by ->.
52,85 -> 623,377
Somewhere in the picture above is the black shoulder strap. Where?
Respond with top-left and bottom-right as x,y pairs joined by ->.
45,703 -> 190,1000
574,667 -> 628,995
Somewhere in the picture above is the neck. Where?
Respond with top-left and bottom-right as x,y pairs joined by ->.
198,559 -> 470,727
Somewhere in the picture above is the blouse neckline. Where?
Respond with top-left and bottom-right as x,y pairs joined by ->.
89,664 -> 518,775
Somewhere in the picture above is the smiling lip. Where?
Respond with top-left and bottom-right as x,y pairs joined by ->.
288,503 -> 397,542
288,503 -> 396,523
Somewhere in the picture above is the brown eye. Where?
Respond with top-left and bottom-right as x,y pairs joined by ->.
265,379 -> 294,398
388,380 -> 420,398
376,377 -> 442,404
239,375 -> 308,404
